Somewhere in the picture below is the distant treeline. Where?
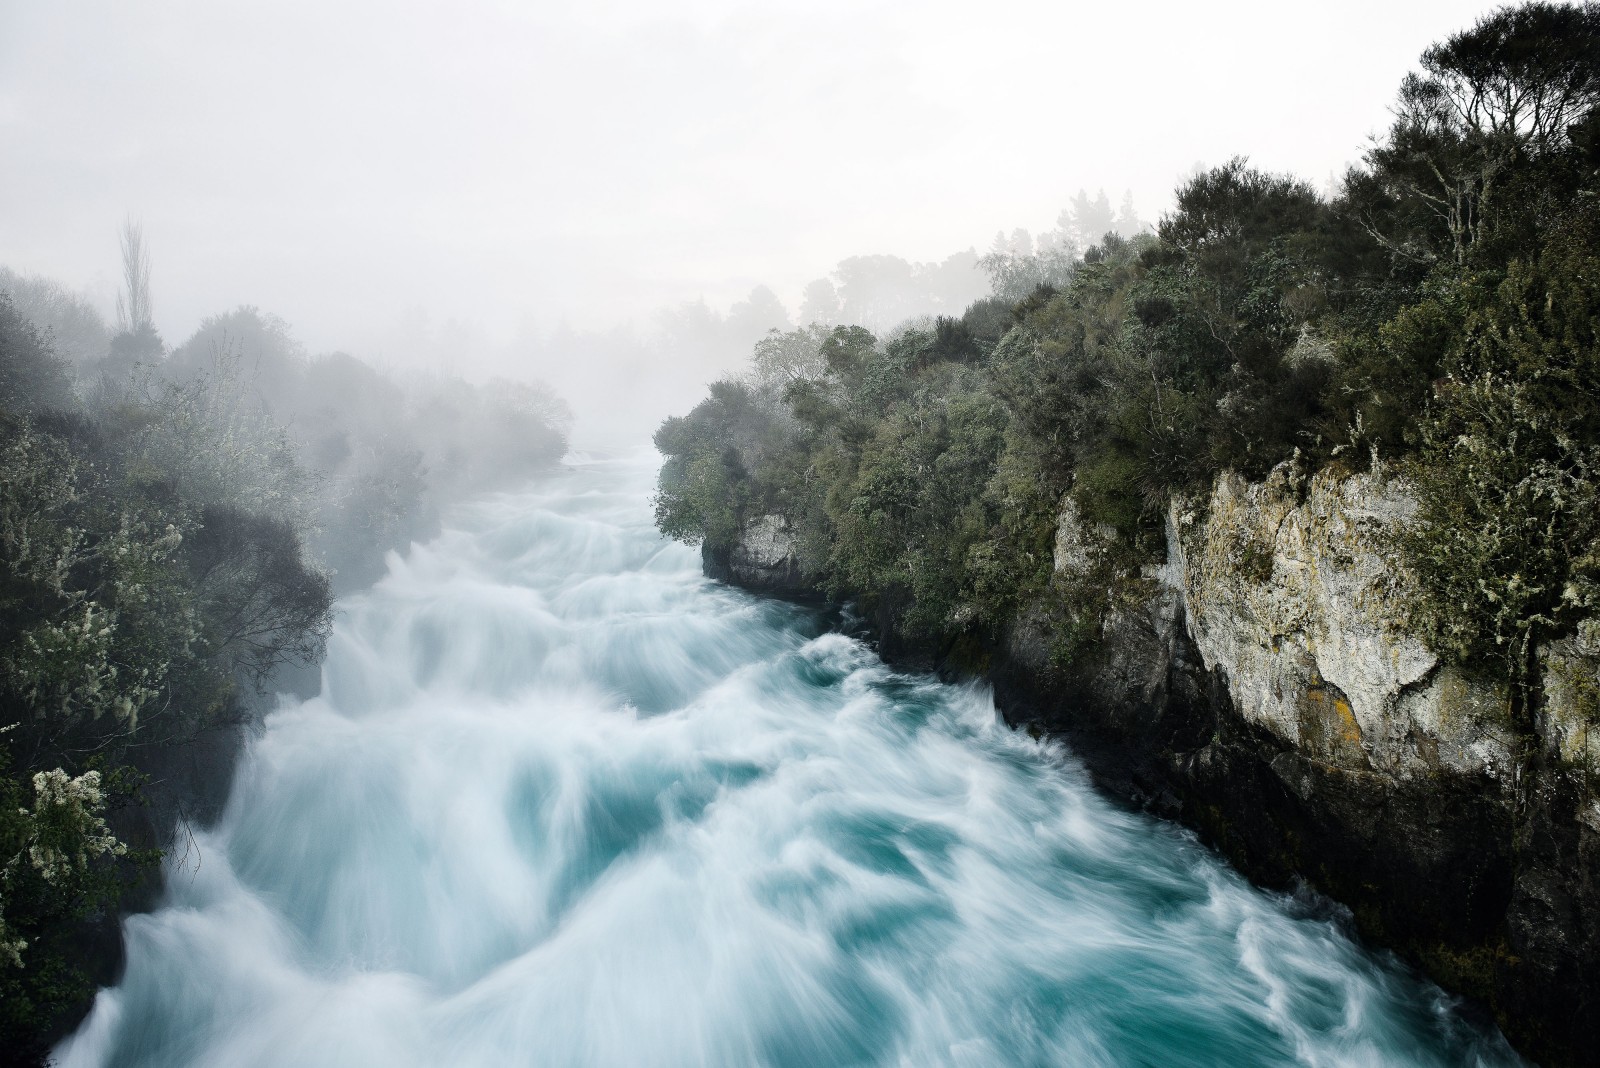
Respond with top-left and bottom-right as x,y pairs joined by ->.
657,3 -> 1600,722
0,257 -> 569,1058
489,188 -> 1142,444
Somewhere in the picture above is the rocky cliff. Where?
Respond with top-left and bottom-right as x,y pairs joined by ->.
1169,465 -> 1522,780
717,463 -> 1600,1065
702,513 -> 812,598
1162,463 -> 1600,1063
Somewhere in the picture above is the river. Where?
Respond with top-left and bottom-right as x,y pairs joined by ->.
58,453 -> 1523,1067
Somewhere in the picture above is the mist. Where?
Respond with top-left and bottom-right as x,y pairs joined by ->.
6,2 -> 1595,1065
1,0 -> 1507,444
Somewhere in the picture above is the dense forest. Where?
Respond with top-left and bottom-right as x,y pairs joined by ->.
656,2 -> 1600,734
0,238 -> 570,1061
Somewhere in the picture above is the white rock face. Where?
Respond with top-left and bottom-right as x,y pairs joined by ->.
1159,463 -> 1518,779
1054,497 -> 1115,579
733,514 -> 794,571
726,513 -> 804,590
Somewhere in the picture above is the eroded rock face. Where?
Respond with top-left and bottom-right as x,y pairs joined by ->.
1542,622 -> 1600,785
1053,497 -> 1115,579
703,514 -> 809,597
1167,464 -> 1519,780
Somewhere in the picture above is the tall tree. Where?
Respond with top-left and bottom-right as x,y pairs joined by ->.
799,278 -> 841,325
1351,1 -> 1600,266
114,219 -> 153,334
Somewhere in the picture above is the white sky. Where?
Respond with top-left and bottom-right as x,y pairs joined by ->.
1,0 -> 1505,360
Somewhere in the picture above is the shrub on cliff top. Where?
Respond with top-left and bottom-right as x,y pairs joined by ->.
1403,204 -> 1600,721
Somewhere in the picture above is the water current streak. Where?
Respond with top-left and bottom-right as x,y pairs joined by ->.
59,454 -> 1523,1067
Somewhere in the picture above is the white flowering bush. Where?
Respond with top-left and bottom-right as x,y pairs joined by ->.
0,740 -> 140,1055
3,605 -> 122,722
19,769 -> 125,887
0,425 -> 201,734
0,763 -> 123,961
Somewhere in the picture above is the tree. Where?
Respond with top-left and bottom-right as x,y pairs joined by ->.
724,285 -> 792,351
748,325 -> 830,387
1402,202 -> 1600,721
833,255 -> 918,330
99,221 -> 164,382
113,220 -> 153,335
0,297 -> 74,414
653,381 -> 767,549
184,505 -> 332,686
1065,188 -> 1115,246
0,269 -> 110,367
799,279 -> 841,326
1405,373 -> 1600,720
817,324 -> 878,385
1352,2 -> 1600,266
1114,189 -> 1143,237
980,230 -> 1077,302
916,250 -> 988,314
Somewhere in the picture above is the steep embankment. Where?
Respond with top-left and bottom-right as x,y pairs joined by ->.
710,462 -> 1600,1065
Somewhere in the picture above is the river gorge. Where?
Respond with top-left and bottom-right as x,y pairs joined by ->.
56,454 -> 1521,1067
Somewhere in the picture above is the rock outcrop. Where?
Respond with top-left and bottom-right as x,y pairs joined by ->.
1048,460 -> 1599,1065
703,513 -> 811,597
1169,463 -> 1522,781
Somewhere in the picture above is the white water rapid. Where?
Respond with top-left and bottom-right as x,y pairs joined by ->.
58,453 -> 1523,1067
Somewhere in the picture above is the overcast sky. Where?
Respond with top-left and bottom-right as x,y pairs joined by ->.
1,0 -> 1506,361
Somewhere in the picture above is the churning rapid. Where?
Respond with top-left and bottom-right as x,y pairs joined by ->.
59,454 -> 1521,1068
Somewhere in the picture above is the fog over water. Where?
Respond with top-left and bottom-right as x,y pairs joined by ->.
57,456 -> 1523,1067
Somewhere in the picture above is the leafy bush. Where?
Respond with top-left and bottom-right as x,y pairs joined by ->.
1405,373 -> 1600,706
1402,203 -> 1600,721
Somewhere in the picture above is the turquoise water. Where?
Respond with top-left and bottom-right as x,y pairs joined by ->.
59,454 -> 1523,1067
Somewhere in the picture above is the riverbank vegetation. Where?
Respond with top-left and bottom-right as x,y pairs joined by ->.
656,2 -> 1600,722
0,241 -> 570,1060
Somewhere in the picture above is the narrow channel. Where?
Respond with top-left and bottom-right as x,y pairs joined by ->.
59,454 -> 1522,1067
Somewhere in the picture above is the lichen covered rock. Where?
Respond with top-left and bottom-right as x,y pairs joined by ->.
1167,463 -> 1518,780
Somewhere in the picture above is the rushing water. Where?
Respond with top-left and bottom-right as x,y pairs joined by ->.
60,454 -> 1523,1068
